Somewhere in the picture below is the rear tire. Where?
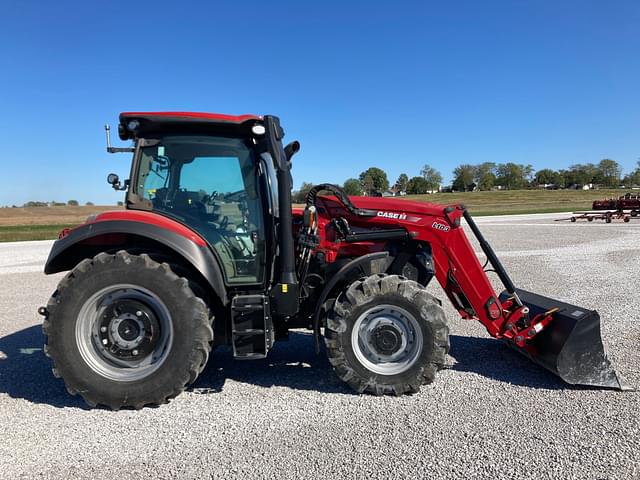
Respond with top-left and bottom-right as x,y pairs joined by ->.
324,274 -> 449,395
43,251 -> 213,409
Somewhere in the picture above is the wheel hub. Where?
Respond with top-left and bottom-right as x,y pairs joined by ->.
351,304 -> 423,376
76,285 -> 173,381
96,299 -> 160,360
373,325 -> 402,355
111,316 -> 144,347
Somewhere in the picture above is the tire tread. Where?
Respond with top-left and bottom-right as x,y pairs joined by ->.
43,250 -> 213,410
324,274 -> 449,396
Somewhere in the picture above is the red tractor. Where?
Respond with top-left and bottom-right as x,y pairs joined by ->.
40,112 -> 623,409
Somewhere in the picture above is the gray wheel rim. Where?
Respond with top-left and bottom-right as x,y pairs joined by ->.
351,304 -> 423,375
76,284 -> 173,382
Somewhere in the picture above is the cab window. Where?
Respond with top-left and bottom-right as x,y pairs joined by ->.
136,136 -> 264,284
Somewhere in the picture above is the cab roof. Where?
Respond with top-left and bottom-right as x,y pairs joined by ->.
118,111 -> 262,140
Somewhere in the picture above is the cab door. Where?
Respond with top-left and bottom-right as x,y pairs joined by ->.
134,135 -> 266,285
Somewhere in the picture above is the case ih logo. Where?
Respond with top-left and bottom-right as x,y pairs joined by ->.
377,211 -> 407,220
432,222 -> 450,232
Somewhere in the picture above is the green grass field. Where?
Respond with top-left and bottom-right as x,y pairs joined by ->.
400,188 -> 624,216
0,189 -> 631,242
0,224 -> 81,243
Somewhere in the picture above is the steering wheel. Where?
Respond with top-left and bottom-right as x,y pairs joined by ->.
204,190 -> 218,206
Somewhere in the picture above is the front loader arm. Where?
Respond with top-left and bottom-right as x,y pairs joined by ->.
419,206 -> 525,339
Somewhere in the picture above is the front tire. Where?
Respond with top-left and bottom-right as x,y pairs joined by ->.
324,274 -> 449,395
43,251 -> 213,409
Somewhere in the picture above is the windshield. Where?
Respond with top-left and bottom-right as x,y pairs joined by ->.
135,135 -> 264,284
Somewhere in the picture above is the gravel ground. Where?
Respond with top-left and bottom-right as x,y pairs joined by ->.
0,213 -> 638,479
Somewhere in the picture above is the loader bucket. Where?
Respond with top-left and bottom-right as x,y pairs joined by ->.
499,289 -> 625,390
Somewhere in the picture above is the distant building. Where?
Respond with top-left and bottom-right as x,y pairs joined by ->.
389,186 -> 407,196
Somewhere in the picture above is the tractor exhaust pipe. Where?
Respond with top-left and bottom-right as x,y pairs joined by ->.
463,209 -> 626,390
264,115 -> 299,317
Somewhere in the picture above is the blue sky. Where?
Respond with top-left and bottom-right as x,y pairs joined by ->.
0,1 -> 638,205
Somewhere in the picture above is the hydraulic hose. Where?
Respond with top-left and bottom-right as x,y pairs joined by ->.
305,183 -> 377,217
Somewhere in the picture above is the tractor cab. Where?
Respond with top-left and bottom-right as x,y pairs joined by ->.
113,112 -> 299,299
104,112 -> 301,360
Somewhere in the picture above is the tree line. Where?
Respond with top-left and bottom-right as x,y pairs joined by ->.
292,158 -> 640,201
14,200 -> 125,208
21,200 -> 95,207
452,159 -> 637,191
292,165 -> 445,202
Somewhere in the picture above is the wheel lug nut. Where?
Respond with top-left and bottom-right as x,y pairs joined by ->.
132,349 -> 139,356
100,326 -> 107,333
136,311 -> 143,317
102,339 -> 108,345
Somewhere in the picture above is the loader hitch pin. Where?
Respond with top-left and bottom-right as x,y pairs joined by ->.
504,312 -> 556,348
502,305 -> 531,333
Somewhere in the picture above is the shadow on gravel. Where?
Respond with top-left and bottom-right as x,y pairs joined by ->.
0,327 -> 351,408
0,327 -> 571,409
448,334 -> 568,389
0,325 -> 88,409
191,331 -> 354,395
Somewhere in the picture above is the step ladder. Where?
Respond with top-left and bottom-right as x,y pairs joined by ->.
231,294 -> 273,359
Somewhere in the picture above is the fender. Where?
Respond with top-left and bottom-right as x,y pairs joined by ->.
44,216 -> 228,305
312,251 -> 389,352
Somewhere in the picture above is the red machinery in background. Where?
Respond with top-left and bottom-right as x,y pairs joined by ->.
559,192 -> 640,223
593,193 -> 640,213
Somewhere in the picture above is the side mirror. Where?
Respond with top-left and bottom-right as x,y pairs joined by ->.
107,173 -> 127,191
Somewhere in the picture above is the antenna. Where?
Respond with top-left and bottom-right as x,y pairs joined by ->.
104,124 -> 135,154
